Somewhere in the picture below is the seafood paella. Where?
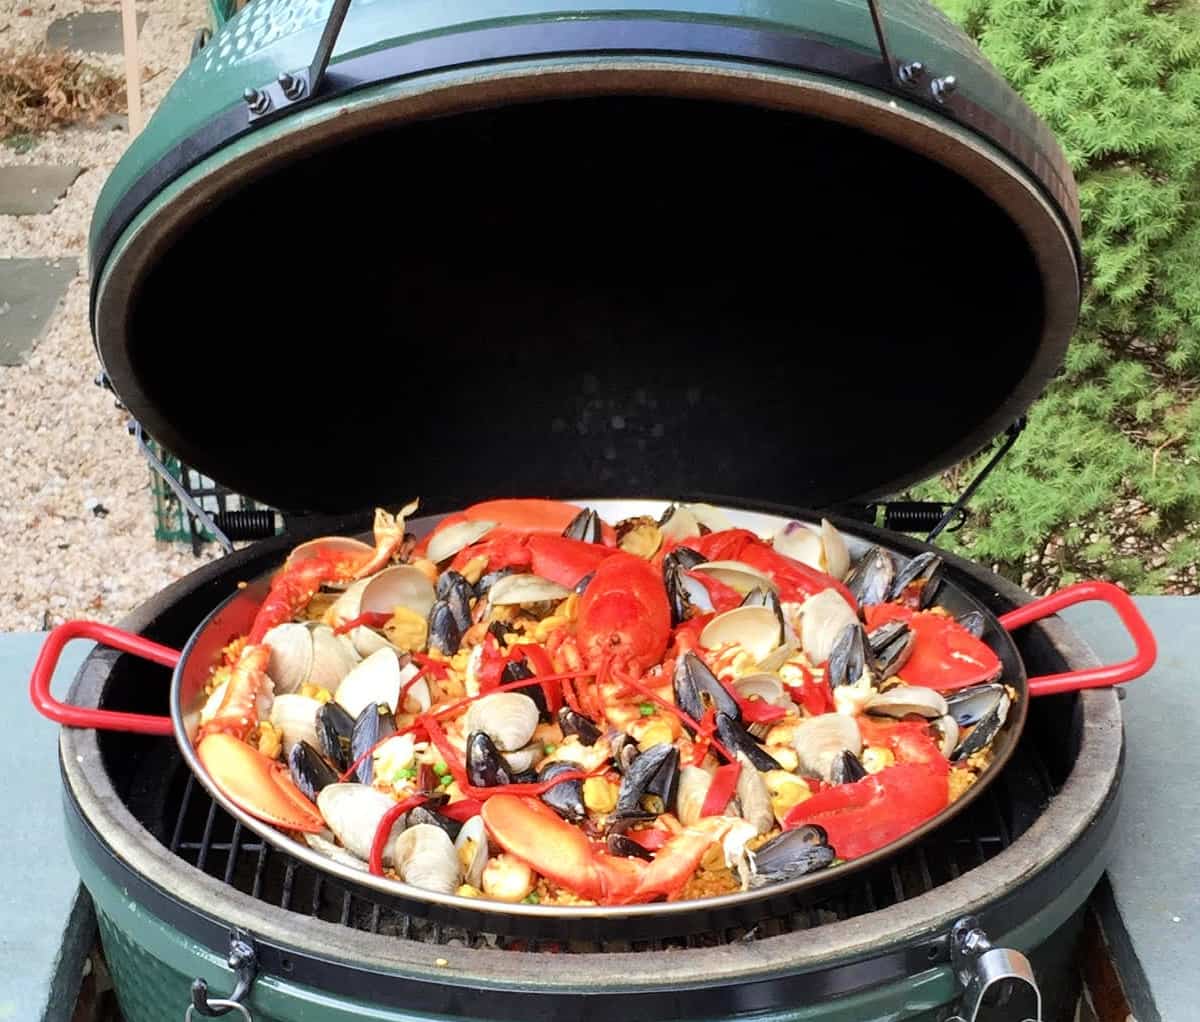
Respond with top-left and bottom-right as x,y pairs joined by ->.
195,499 -> 1015,907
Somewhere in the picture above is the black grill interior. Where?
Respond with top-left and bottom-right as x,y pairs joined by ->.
120,95 -> 1045,515
95,535 -> 1077,953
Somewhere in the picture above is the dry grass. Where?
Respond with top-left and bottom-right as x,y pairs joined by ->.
0,49 -> 124,142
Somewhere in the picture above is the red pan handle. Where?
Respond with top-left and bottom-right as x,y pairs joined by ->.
30,620 -> 181,735
998,581 -> 1156,697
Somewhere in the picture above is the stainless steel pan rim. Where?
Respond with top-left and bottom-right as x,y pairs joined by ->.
170,498 -> 1029,923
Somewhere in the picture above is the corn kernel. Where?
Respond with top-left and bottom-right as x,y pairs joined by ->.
861,746 -> 895,774
383,606 -> 428,652
636,720 -> 675,751
300,683 -> 332,704
456,884 -> 481,898
700,843 -> 726,872
766,746 -> 799,772
583,777 -> 619,814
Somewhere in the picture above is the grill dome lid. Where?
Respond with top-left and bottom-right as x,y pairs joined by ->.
90,0 -> 1081,515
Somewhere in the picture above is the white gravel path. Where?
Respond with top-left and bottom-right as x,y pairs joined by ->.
1,0 -> 220,632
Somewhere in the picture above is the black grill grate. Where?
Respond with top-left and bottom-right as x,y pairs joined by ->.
161,736 -> 1055,954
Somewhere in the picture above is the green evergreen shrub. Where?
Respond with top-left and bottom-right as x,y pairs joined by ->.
914,0 -> 1200,593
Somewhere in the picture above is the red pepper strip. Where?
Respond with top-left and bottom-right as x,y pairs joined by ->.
689,706 -> 718,766
625,828 -> 670,852
738,698 -> 787,725
671,613 -> 713,657
409,652 -> 449,680
512,643 -> 563,715
439,799 -> 484,822
783,761 -> 949,860
617,671 -> 735,763
397,666 -> 427,714
332,610 -> 394,636
476,633 -> 507,693
368,794 -> 427,876
701,762 -> 742,817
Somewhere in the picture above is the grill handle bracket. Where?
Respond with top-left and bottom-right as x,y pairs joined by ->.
947,916 -> 1041,1022
190,931 -> 258,1019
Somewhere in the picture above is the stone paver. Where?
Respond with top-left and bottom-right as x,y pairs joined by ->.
46,11 -> 146,55
0,165 -> 83,216
0,258 -> 80,366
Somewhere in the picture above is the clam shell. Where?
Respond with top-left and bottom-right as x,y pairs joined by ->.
659,503 -> 701,542
262,623 -> 313,695
792,713 -> 862,781
307,623 -> 360,689
454,815 -> 489,888
269,693 -> 322,756
331,579 -> 389,657
465,692 -> 539,752
798,589 -> 858,665
501,742 -> 543,774
866,685 -> 948,719
361,565 -> 437,621
426,520 -> 496,565
755,642 -> 800,673
735,753 -> 775,835
820,519 -> 850,581
699,605 -> 782,662
317,783 -> 407,863
676,765 -> 713,826
304,829 -> 369,871
934,715 -> 960,759
284,536 -> 373,574
334,648 -> 403,720
683,503 -> 735,532
394,824 -> 460,894
771,522 -> 823,570
734,673 -> 790,708
487,573 -> 571,606
690,560 -> 778,596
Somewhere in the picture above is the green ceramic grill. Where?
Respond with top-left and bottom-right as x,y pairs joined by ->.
66,1 -> 1117,1019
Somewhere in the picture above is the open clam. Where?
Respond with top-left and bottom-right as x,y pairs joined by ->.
797,589 -> 858,665
486,573 -> 571,606
454,815 -> 490,887
792,713 -> 862,781
699,605 -> 783,662
771,519 -> 850,580
332,565 -> 437,657
268,693 -> 322,756
733,673 -> 790,709
393,824 -> 461,894
426,519 -> 496,565
690,560 -> 778,596
866,685 -> 948,719
658,503 -> 701,542
334,648 -> 426,721
317,783 -> 408,863
465,692 -> 539,752
261,622 -> 358,694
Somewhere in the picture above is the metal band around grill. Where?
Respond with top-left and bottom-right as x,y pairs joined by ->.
89,18 -> 1080,326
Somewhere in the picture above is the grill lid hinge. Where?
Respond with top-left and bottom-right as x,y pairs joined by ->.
946,915 -> 1042,1022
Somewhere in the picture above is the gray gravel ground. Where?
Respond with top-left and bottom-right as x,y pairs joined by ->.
1,0 -> 220,632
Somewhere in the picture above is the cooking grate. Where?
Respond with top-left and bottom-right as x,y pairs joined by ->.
160,737 -> 1056,954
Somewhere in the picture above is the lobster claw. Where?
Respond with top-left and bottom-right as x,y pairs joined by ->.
197,733 -> 325,833
527,534 -> 616,588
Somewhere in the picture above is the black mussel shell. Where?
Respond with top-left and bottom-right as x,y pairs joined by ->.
867,620 -> 915,680
614,743 -> 679,821
666,546 -> 707,570
475,567 -> 519,599
288,741 -> 339,803
436,569 -> 470,602
350,702 -> 396,785
887,552 -> 943,609
563,508 -> 603,543
436,571 -> 473,632
951,691 -> 1011,762
574,571 -> 595,595
487,619 -> 510,648
428,600 -> 462,656
673,651 -> 739,728
607,833 -> 654,861
827,623 -> 871,690
945,683 -> 1006,728
750,826 -> 836,885
829,750 -> 868,785
663,549 -> 711,627
510,768 -> 540,785
538,761 -> 587,823
315,702 -> 356,773
502,659 -> 548,719
715,712 -> 782,772
408,805 -> 463,841
466,731 -> 512,788
741,587 -> 785,631
845,547 -> 894,607
557,706 -> 601,745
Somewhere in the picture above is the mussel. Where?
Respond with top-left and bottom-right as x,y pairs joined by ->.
502,660 -> 548,719
350,702 -> 396,785
474,567 -> 519,599
613,744 -> 680,822
315,701 -> 356,773
407,805 -> 462,841
952,690 -> 1011,761
844,546 -> 894,607
829,749 -> 868,785
557,706 -> 601,745
826,622 -> 871,690
957,610 -> 987,638
563,507 -> 604,543
606,833 -> 654,860
673,651 -> 739,729
741,586 -> 785,632
466,731 -> 512,788
436,570 -> 474,632
749,825 -> 835,886
945,684 -> 1007,727
867,620 -> 915,680
715,712 -> 782,772
887,552 -> 943,609
538,761 -> 587,822
288,740 -> 339,803
428,600 -> 462,656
